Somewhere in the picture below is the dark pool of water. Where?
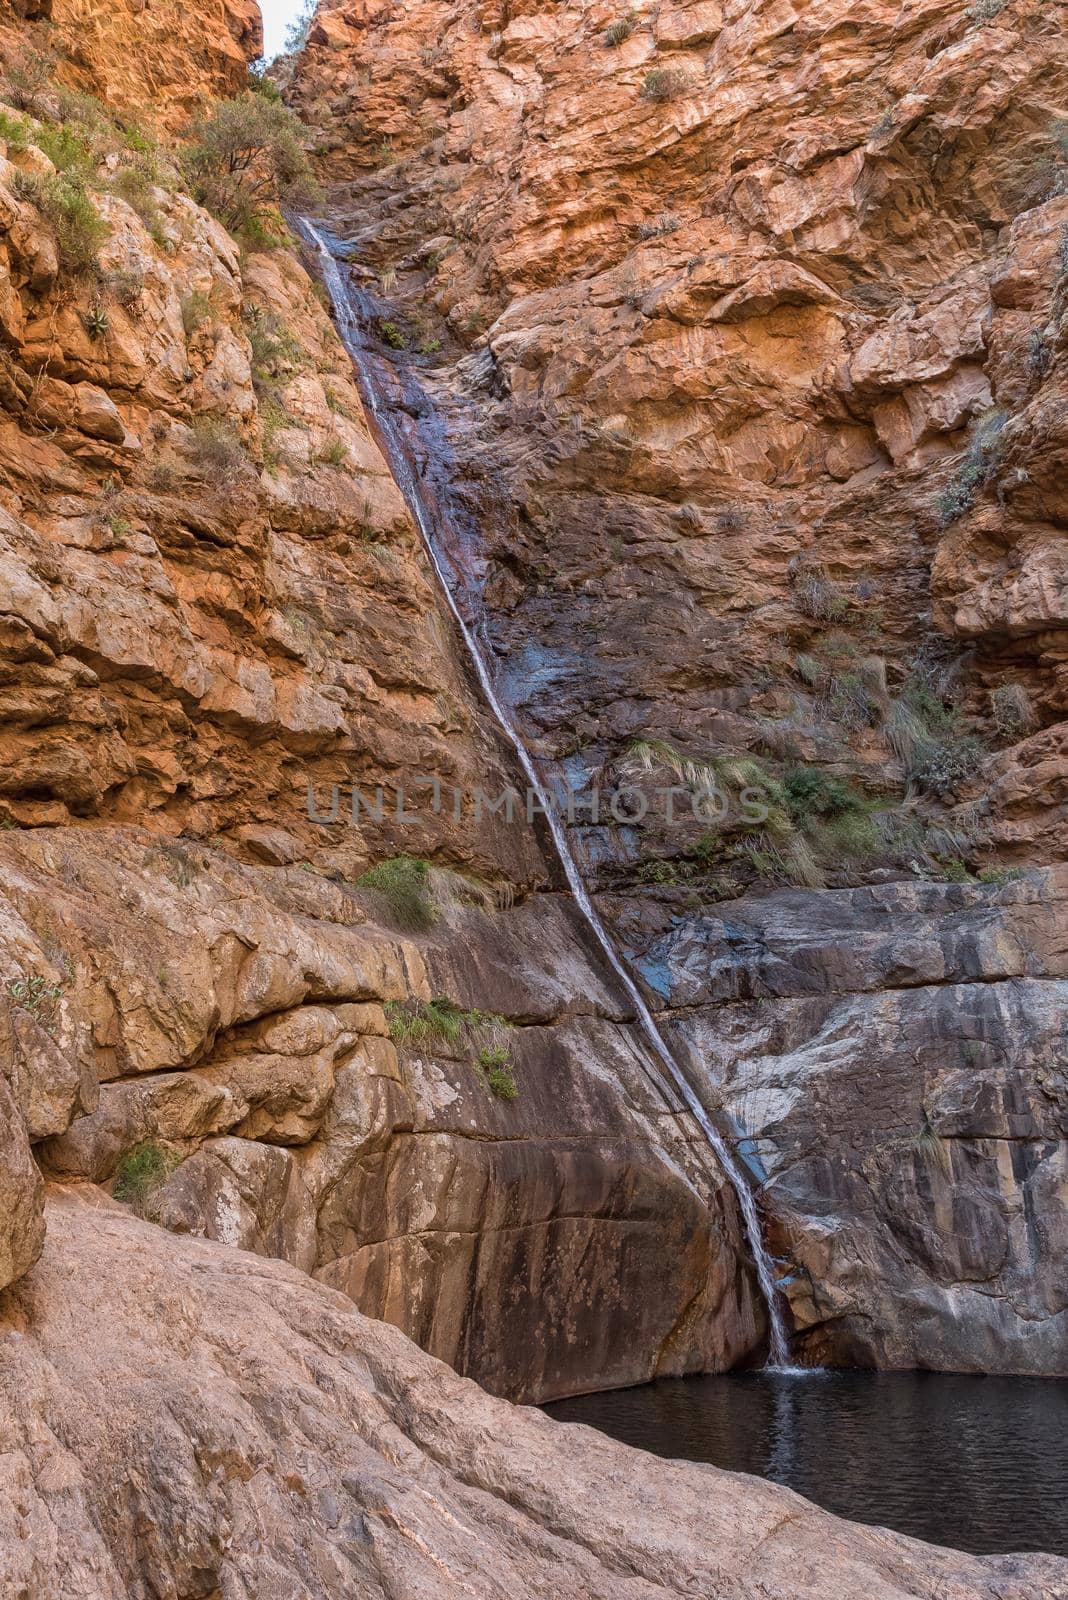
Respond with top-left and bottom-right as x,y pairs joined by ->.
544,1369 -> 1068,1556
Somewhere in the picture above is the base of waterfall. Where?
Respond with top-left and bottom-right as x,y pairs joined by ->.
546,1366 -> 1068,1559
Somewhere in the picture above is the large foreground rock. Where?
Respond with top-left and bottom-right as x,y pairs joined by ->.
0,1188 -> 1064,1600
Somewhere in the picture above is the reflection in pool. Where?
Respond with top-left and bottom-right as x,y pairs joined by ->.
544,1368 -> 1068,1556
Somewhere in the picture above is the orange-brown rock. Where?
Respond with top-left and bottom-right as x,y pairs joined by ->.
288,0 -> 1068,874
1,0 -> 262,132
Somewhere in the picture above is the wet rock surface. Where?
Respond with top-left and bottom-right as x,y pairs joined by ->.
287,0 -> 1068,1373
642,868 -> 1068,1371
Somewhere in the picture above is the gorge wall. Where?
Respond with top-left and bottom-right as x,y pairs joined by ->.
0,0 -> 762,1405
285,0 -> 1068,1371
0,0 -> 1064,1469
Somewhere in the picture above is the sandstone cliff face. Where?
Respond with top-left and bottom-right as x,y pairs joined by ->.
286,0 -> 1068,1369
1,0 -> 262,131
0,0 -> 1064,1439
0,16 -> 762,1402
4,1189 -> 1064,1598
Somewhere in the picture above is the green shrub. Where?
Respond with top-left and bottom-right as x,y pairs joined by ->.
784,767 -> 864,822
33,121 -> 94,176
0,110 -> 28,150
36,173 -> 110,276
977,865 -> 1024,886
6,971 -> 64,1034
358,854 -> 438,930
242,303 -> 303,375
641,67 -> 690,102
605,16 -> 635,45
933,410 -> 1007,528
385,995 -> 505,1047
479,1045 -> 518,1100
113,1140 -> 181,1217
248,66 -> 284,103
910,735 -> 984,795
386,996 -> 463,1045
794,652 -> 822,687
316,437 -> 348,466
183,92 -> 322,240
379,319 -> 407,349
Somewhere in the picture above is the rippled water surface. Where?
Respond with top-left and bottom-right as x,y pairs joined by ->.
544,1369 -> 1068,1556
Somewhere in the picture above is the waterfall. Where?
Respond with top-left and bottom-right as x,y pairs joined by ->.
300,219 -> 792,1369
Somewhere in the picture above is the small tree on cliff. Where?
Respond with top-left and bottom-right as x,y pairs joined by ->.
183,93 -> 321,241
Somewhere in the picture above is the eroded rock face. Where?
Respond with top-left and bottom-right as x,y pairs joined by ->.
288,0 -> 1068,871
0,110 -> 538,886
285,0 -> 1068,1374
0,0 -> 262,130
0,824 -> 755,1399
641,868 -> 1068,1372
1,1189 -> 1064,1599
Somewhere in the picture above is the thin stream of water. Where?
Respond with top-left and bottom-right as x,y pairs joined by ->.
301,219 -> 792,1368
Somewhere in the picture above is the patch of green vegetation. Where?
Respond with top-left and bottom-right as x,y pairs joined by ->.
641,67 -> 690,102
783,767 -> 865,822
242,303 -> 303,372
316,438 -> 348,467
183,92 -> 322,243
113,1140 -> 182,1217
977,865 -> 1024,886
385,995 -> 508,1047
604,15 -> 636,45
794,652 -> 822,687
933,410 -> 1008,528
0,110 -> 28,150
6,972 -> 64,1034
33,120 -> 95,176
379,319 -> 408,349
37,173 -> 110,277
358,854 -> 438,930
82,303 -> 110,340
478,1044 -> 518,1099
940,858 -> 975,883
